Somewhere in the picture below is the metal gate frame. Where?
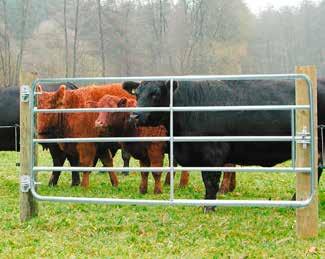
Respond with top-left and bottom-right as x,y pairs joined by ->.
28,74 -> 316,208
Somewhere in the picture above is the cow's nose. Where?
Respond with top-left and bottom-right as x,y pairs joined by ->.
95,120 -> 104,128
130,113 -> 139,120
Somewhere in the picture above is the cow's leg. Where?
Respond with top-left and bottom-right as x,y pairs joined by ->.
151,160 -> 163,194
77,144 -> 97,188
139,160 -> 149,194
318,166 -> 323,182
219,163 -> 236,194
164,154 -> 176,186
292,156 -> 323,200
201,171 -> 222,212
122,149 -> 131,176
48,144 -> 66,186
152,172 -> 162,194
99,150 -> 118,187
165,172 -> 175,186
67,155 -> 80,186
148,144 -> 164,194
179,171 -> 189,188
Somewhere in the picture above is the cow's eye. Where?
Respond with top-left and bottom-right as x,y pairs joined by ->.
151,92 -> 159,100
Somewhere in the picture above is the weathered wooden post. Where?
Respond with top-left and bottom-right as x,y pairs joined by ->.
295,66 -> 318,238
20,85 -> 38,221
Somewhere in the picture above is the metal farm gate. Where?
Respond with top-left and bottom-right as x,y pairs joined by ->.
20,73 -> 317,210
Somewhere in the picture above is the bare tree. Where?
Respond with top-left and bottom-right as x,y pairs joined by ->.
0,0 -> 11,86
72,0 -> 80,77
14,0 -> 30,86
97,0 -> 106,76
63,0 -> 69,77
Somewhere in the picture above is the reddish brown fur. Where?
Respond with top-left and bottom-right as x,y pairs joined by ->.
219,164 -> 236,194
37,84 -> 135,187
94,94 -> 189,194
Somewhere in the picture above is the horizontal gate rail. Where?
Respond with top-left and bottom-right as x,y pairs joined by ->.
33,104 -> 310,113
0,125 -> 19,128
34,136 -> 310,143
33,166 -> 312,173
31,73 -> 311,83
30,187 -> 313,208
29,73 -> 316,209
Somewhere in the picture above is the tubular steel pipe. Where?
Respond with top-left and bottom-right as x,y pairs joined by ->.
30,185 -> 313,208
33,105 -> 310,113
33,166 -> 311,173
169,79 -> 175,201
31,73 -> 312,87
33,135 -> 309,144
29,73 -> 316,208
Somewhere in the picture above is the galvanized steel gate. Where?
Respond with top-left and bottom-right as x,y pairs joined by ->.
26,74 -> 316,208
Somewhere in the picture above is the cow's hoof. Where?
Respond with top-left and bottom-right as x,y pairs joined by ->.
81,182 -> 89,188
48,178 -> 58,187
218,189 -> 228,195
203,206 -> 216,213
154,189 -> 162,194
179,180 -> 189,188
139,188 -> 148,194
48,182 -> 57,187
291,193 -> 296,201
71,180 -> 80,187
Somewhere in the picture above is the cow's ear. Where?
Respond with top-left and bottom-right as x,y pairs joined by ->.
86,101 -> 97,108
127,99 -> 137,107
36,84 -> 43,93
164,80 -> 179,93
117,97 -> 128,107
55,85 -> 66,105
123,81 -> 140,95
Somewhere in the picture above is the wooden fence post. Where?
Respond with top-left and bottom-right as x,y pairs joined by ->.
295,66 -> 318,238
19,85 -> 37,221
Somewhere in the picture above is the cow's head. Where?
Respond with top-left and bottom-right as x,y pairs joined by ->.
37,85 -> 66,137
93,94 -> 136,135
123,81 -> 178,126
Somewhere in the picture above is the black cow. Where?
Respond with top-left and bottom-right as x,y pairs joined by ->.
124,79 -> 324,209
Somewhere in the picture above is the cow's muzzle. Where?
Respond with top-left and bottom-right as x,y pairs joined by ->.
129,113 -> 140,125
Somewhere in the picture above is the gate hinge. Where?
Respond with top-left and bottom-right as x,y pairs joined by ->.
20,85 -> 30,102
20,175 -> 31,192
297,126 -> 310,149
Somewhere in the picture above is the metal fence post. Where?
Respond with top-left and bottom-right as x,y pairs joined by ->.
295,66 -> 318,238
19,85 -> 38,221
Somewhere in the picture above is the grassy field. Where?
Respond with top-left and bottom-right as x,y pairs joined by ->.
0,149 -> 324,258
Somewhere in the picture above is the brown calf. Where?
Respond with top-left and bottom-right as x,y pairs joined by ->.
92,94 -> 189,194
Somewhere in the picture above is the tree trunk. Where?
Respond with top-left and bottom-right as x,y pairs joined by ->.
0,46 -> 5,83
97,0 -> 106,77
72,0 -> 79,77
63,0 -> 69,77
1,0 -> 11,86
15,0 -> 30,86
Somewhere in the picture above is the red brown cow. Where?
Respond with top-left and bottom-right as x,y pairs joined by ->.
92,94 -> 189,194
37,83 -> 135,188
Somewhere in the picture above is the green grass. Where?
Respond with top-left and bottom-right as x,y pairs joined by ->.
0,149 -> 324,258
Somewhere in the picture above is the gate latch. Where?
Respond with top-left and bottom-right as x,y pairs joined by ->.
20,175 -> 31,192
20,85 -> 30,102
297,126 -> 310,149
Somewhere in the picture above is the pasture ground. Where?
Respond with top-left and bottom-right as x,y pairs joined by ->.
0,149 -> 324,258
